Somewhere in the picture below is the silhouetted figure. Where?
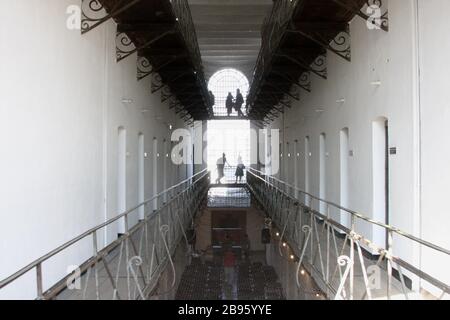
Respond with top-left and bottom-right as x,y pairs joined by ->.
209,90 -> 215,107
226,92 -> 234,117
216,153 -> 230,184
235,89 -> 244,117
187,224 -> 196,252
235,155 -> 245,183
242,234 -> 251,260
223,245 -> 236,287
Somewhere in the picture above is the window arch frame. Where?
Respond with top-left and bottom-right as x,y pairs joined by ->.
208,68 -> 250,117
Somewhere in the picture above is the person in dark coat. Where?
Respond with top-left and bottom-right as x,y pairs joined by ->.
235,89 -> 244,117
209,90 -> 215,107
226,92 -> 234,117
216,153 -> 230,184
235,155 -> 245,183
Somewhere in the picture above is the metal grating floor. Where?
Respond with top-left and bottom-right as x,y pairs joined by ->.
175,258 -> 285,301
207,187 -> 251,208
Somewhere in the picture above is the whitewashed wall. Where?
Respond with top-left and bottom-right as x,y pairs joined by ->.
259,0 -> 450,295
0,0 -> 194,299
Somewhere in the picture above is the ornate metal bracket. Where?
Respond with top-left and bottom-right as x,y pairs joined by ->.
81,0 -> 142,34
153,72 -> 191,94
138,55 -> 184,81
116,32 -> 136,62
151,73 -> 164,94
170,99 -> 182,110
137,56 -> 153,81
266,83 -> 298,102
332,0 -> 389,32
278,53 -> 327,80
176,107 -> 188,116
299,72 -> 311,92
278,97 -> 293,109
271,70 -> 311,93
289,23 -> 351,61
311,54 -> 328,79
161,87 -> 173,103
116,29 -> 175,62
289,86 -> 301,102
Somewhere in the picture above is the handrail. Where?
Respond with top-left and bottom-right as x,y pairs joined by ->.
0,169 -> 209,292
247,168 -> 450,298
247,167 -> 450,256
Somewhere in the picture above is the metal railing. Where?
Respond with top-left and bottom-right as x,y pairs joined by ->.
247,168 -> 450,300
248,0 -> 299,111
0,170 -> 210,300
169,0 -> 211,113
211,166 -> 247,185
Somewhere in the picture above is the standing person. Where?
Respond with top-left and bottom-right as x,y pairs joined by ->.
216,153 -> 230,184
209,90 -> 215,107
223,246 -> 236,287
235,89 -> 245,117
235,155 -> 246,183
226,92 -> 234,117
242,234 -> 251,261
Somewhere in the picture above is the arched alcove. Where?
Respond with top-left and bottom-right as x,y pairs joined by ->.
208,69 -> 249,117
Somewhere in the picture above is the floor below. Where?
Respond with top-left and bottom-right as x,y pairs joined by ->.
175,255 -> 285,300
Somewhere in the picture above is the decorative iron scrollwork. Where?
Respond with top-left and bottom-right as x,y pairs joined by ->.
288,23 -> 351,61
311,54 -> 327,79
161,87 -> 173,103
81,0 -> 143,34
331,29 -> 351,61
137,57 -> 153,81
81,0 -> 107,34
117,28 -> 175,63
332,0 -> 389,32
170,99 -> 182,110
116,32 -> 136,62
298,72 -> 311,92
289,86 -> 300,101
151,73 -> 164,93
278,53 -> 327,80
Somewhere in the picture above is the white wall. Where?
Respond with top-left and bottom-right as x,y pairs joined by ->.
259,0 -> 450,295
0,0 -> 193,299
416,0 -> 450,293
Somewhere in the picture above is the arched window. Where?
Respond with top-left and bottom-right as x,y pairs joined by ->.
208,69 -> 249,117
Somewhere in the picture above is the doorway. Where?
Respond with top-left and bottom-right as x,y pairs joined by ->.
340,128 -> 349,228
138,133 -> 145,220
372,118 -> 389,248
117,127 -> 127,235
319,133 -> 327,214
211,211 -> 247,251
304,136 -> 311,206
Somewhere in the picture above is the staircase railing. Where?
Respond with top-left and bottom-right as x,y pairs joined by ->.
0,169 -> 210,300
247,168 -> 450,300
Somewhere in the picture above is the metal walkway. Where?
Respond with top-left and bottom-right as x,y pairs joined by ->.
246,168 -> 450,300
1,168 -> 449,300
0,170 -> 210,300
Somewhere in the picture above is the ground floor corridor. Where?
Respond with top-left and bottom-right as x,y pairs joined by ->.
175,256 -> 285,301
1,0 -> 450,305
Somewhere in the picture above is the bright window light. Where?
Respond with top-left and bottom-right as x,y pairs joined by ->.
208,68 -> 250,117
